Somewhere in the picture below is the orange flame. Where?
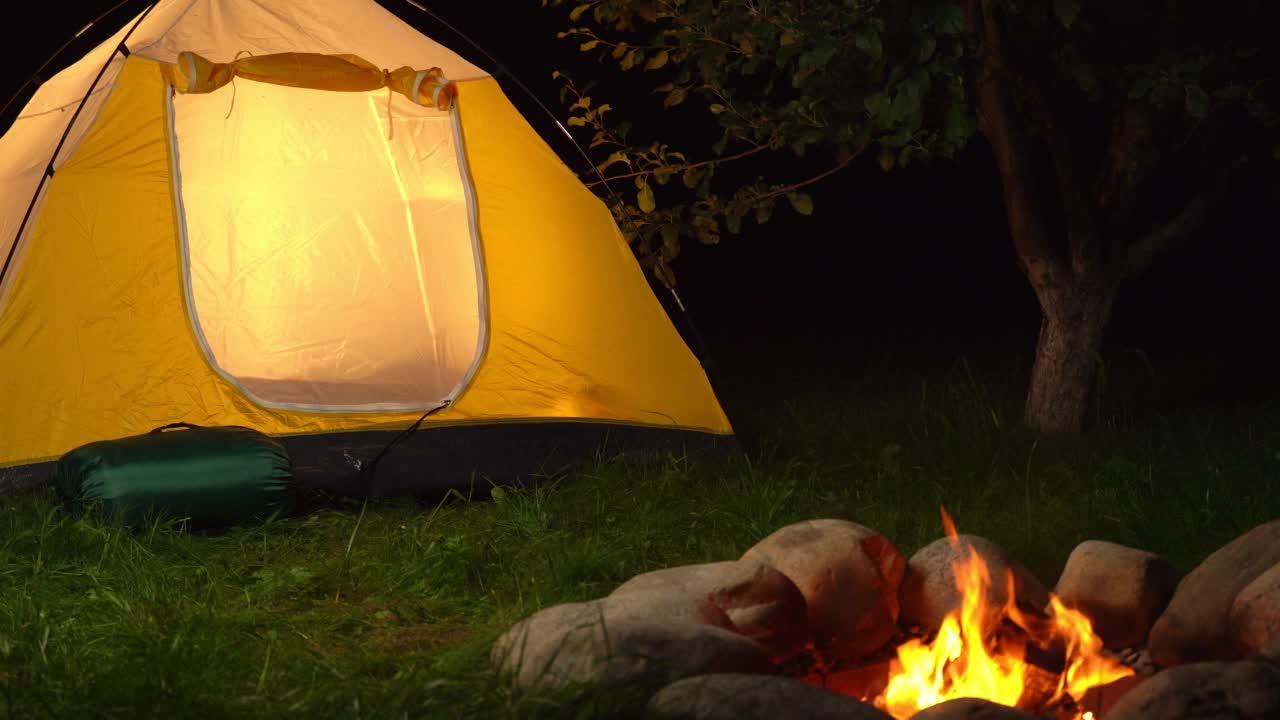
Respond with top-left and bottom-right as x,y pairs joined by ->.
876,509 -> 1132,719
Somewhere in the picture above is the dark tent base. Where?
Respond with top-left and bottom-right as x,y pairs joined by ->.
284,421 -> 736,500
1,422 -> 737,500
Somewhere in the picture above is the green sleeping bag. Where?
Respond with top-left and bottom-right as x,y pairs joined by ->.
53,423 -> 294,528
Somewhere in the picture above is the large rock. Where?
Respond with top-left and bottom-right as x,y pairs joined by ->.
1263,635 -> 1280,662
1053,540 -> 1178,649
1075,675 -> 1147,719
1229,561 -> 1280,656
908,698 -> 1039,720
491,598 -> 773,689
741,519 -> 906,662
1105,659 -> 1280,720
648,673 -> 893,720
1149,520 -> 1280,667
900,535 -> 1049,634
610,560 -> 809,660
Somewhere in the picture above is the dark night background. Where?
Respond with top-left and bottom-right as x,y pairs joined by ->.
4,0 -> 1277,422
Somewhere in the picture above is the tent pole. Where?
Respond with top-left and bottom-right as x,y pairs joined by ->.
395,0 -> 720,375
0,1 -> 161,292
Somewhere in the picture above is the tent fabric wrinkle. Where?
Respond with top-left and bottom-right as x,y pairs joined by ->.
131,0 -> 488,81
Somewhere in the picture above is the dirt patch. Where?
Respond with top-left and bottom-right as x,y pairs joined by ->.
367,623 -> 475,656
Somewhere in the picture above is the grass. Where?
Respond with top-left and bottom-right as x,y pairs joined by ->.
1,364 -> 1278,718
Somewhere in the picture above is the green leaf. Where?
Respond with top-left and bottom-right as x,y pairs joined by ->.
663,86 -> 689,108
1129,75 -> 1154,100
787,192 -> 814,216
864,92 -> 892,127
711,131 -> 730,156
799,39 -> 838,71
726,209 -> 743,234
918,36 -> 937,63
566,116 -> 588,127
1185,85 -> 1210,118
660,224 -> 679,254
579,40 -> 600,52
708,103 -> 726,114
621,48 -> 642,71
890,87 -> 922,125
878,147 -> 896,172
568,3 -> 592,22
1053,0 -> 1081,28
779,31 -> 797,47
637,182 -> 656,213
645,50 -> 670,71
694,217 -> 720,244
682,166 -> 704,189
696,171 -> 713,198
1072,64 -> 1098,95
937,5 -> 964,34
755,199 -> 774,225
854,29 -> 882,61
596,150 -> 630,173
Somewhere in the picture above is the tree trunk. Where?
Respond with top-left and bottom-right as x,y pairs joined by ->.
1024,288 -> 1115,434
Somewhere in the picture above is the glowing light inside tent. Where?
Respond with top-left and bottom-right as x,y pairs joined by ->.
171,80 -> 481,408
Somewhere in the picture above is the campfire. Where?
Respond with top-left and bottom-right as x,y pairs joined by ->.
498,509 -> 1280,720
868,508 -> 1133,718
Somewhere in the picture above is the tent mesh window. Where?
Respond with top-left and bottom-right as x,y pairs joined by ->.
169,81 -> 482,410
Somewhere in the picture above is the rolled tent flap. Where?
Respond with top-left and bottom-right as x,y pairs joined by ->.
161,51 -> 457,109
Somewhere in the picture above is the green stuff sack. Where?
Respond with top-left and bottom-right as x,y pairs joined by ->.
53,423 -> 294,528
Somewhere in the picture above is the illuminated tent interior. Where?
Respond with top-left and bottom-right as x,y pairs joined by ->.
0,0 -> 733,496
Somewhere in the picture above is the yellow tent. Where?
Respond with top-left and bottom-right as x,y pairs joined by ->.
0,0 -> 732,495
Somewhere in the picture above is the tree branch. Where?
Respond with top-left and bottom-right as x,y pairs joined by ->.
1022,78 -> 1104,279
1094,0 -> 1186,244
745,156 -> 855,205
1124,154 -> 1247,279
585,143 -> 771,188
1094,98 -> 1164,240
971,0 -> 1102,280
966,0 -> 1068,302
